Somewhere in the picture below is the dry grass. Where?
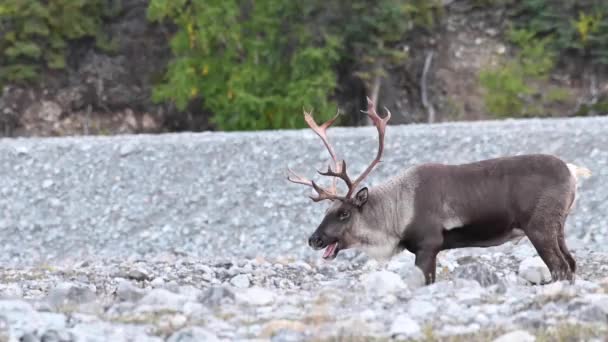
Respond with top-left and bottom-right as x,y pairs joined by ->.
306,321 -> 607,342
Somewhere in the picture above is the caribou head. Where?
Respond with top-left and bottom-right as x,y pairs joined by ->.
287,98 -> 391,260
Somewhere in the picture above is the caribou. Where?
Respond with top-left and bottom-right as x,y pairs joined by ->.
287,98 -> 591,285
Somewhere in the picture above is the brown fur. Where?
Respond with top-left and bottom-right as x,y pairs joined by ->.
307,153 -> 589,285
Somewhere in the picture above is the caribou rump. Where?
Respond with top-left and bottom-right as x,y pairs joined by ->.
287,98 -> 591,285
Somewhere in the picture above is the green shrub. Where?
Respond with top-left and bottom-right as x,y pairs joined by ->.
510,0 -> 608,65
479,27 -> 573,118
479,63 -> 531,117
0,0 -> 117,85
147,0 -> 340,131
506,28 -> 555,78
147,0 -> 427,131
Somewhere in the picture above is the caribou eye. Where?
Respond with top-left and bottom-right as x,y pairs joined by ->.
338,210 -> 350,221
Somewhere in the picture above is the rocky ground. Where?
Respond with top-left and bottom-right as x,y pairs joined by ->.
1,116 -> 608,341
2,245 -> 608,341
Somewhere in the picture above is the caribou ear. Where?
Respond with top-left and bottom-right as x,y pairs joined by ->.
353,187 -> 369,208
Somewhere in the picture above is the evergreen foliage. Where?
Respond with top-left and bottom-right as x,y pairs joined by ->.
147,0 -> 342,131
479,0 -> 608,118
147,0 -> 434,131
510,0 -> 608,66
0,0 -> 117,85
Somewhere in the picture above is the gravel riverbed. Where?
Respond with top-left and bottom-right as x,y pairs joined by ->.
0,116 -> 607,341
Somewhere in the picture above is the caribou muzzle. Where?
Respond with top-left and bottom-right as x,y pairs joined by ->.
308,232 -> 340,260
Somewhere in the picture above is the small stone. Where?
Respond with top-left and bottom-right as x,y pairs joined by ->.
127,267 -> 151,281
580,294 -> 608,321
390,314 -> 421,338
138,289 -> 187,309
20,332 -> 38,342
116,280 -> 145,302
541,281 -> 566,298
261,320 -> 306,338
0,316 -> 8,342
119,144 -> 137,157
453,263 -> 499,287
198,286 -> 235,306
486,28 -> 499,37
235,287 -> 275,306
40,329 -> 73,342
493,330 -> 536,342
169,314 -> 188,329
42,179 -> 54,189
290,261 -> 312,272
362,270 -> 405,297
46,282 -> 96,309
230,274 -> 251,288
49,198 -> 62,207
396,265 -> 426,290
150,278 -> 165,288
407,298 -> 436,318
183,302 -> 208,317
167,327 -> 220,342
0,283 -> 23,298
270,330 -> 307,342
518,257 -> 551,285
15,146 -> 29,155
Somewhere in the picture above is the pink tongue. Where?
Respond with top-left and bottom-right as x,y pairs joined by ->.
323,242 -> 338,259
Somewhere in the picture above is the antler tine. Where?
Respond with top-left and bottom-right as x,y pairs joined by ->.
347,97 -> 391,197
303,109 -> 344,195
287,108 -> 360,202
287,168 -> 344,202
303,109 -> 341,165
318,160 -> 353,191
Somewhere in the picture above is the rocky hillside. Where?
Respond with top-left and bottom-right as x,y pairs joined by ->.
0,116 -> 607,340
1,0 -> 607,137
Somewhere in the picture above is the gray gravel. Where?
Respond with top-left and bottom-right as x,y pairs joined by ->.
1,116 -> 608,341
0,116 -> 606,266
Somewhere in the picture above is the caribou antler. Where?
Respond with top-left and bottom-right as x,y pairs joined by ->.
347,97 -> 391,197
287,167 -> 346,202
287,98 -> 391,202
287,110 -> 345,201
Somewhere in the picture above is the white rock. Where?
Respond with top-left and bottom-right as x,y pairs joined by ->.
178,285 -> 202,300
119,144 -> 137,157
230,274 -> 251,288
0,284 -> 23,298
138,289 -> 187,310
407,298 -> 436,318
169,314 -> 188,329
390,314 -> 421,338
397,265 -> 426,289
199,286 -> 235,306
290,261 -> 312,271
42,179 -> 54,189
362,270 -> 405,297
183,302 -> 208,317
116,280 -> 145,302
15,146 -> 29,155
235,287 -> 275,306
46,282 -> 96,309
493,330 -> 536,342
128,266 -> 151,281
518,257 -> 551,285
150,278 -> 165,288
584,293 -> 608,315
70,321 -> 161,342
439,323 -> 481,336
540,281 -> 570,298
167,327 -> 220,342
